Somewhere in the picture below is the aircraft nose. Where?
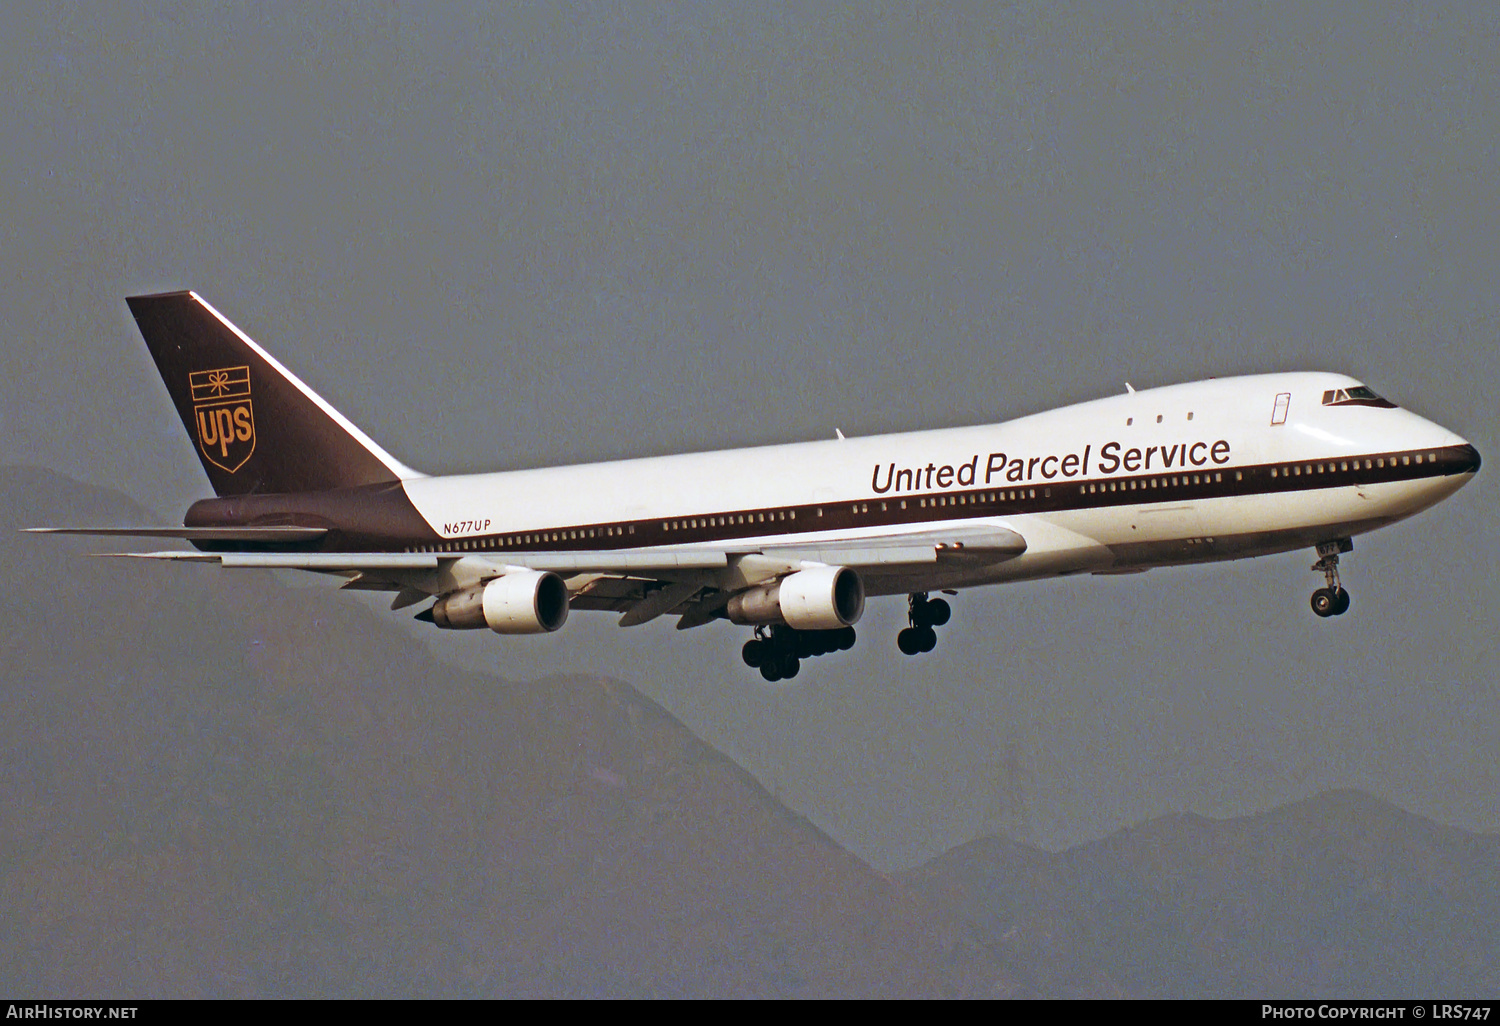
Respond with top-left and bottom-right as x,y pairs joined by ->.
1456,442 -> 1481,475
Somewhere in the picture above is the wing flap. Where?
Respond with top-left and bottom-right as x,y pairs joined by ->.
758,525 -> 1026,567
93,548 -> 729,574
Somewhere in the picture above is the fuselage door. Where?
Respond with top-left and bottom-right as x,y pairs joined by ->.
1271,392 -> 1291,426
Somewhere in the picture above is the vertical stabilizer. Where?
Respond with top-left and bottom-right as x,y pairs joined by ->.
127,291 -> 421,496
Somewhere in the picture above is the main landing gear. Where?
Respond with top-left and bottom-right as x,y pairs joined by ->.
742,624 -> 857,682
897,592 -> 951,655
1310,538 -> 1353,618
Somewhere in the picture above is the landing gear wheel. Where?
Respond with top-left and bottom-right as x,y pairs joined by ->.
835,626 -> 856,651
1309,540 -> 1354,619
916,626 -> 938,653
742,639 -> 767,668
902,592 -> 951,654
777,653 -> 800,679
922,598 -> 951,627
759,662 -> 782,682
1311,588 -> 1337,618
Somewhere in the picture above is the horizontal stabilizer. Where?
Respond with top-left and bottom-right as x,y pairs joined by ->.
26,526 -> 328,542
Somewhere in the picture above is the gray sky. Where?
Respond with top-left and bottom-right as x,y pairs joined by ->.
2,1 -> 1496,866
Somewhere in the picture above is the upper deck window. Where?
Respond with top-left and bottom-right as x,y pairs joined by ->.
1321,385 -> 1397,409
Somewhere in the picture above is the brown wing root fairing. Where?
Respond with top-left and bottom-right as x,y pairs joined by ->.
184,482 -> 439,551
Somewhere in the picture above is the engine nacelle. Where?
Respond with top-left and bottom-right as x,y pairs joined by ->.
428,571 -> 570,634
726,565 -> 865,630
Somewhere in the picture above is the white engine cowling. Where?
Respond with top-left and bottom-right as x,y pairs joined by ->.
726,565 -> 864,630
429,571 -> 570,634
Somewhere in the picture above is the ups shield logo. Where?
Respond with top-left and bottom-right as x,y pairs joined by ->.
190,366 -> 256,473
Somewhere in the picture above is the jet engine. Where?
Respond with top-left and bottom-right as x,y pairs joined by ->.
726,565 -> 865,630
426,571 -> 570,634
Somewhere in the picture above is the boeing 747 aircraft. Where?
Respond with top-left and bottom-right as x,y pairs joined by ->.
33,292 -> 1481,681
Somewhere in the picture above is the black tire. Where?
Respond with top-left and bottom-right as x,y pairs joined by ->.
1311,588 -> 1336,617
743,639 -> 766,668
760,662 -> 781,682
779,654 -> 800,679
897,628 -> 922,655
924,598 -> 951,627
916,626 -> 938,652
836,626 -> 856,651
1332,587 -> 1351,615
795,631 -> 817,659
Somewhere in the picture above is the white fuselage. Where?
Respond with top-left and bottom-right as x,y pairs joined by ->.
396,372 -> 1476,596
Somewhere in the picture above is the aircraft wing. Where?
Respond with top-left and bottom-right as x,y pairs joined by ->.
79,523 -> 1027,627
90,524 -> 1024,573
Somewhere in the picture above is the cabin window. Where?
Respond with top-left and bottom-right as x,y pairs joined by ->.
1187,412 -> 1194,421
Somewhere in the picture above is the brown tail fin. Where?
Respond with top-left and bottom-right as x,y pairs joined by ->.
127,291 -> 421,496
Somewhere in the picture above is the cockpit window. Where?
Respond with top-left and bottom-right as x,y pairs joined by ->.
1321,385 -> 1397,409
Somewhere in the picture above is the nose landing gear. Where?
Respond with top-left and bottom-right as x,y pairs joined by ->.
1310,539 -> 1353,618
897,592 -> 951,655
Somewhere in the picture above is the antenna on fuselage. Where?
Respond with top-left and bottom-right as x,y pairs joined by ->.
1125,382 -> 1136,394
